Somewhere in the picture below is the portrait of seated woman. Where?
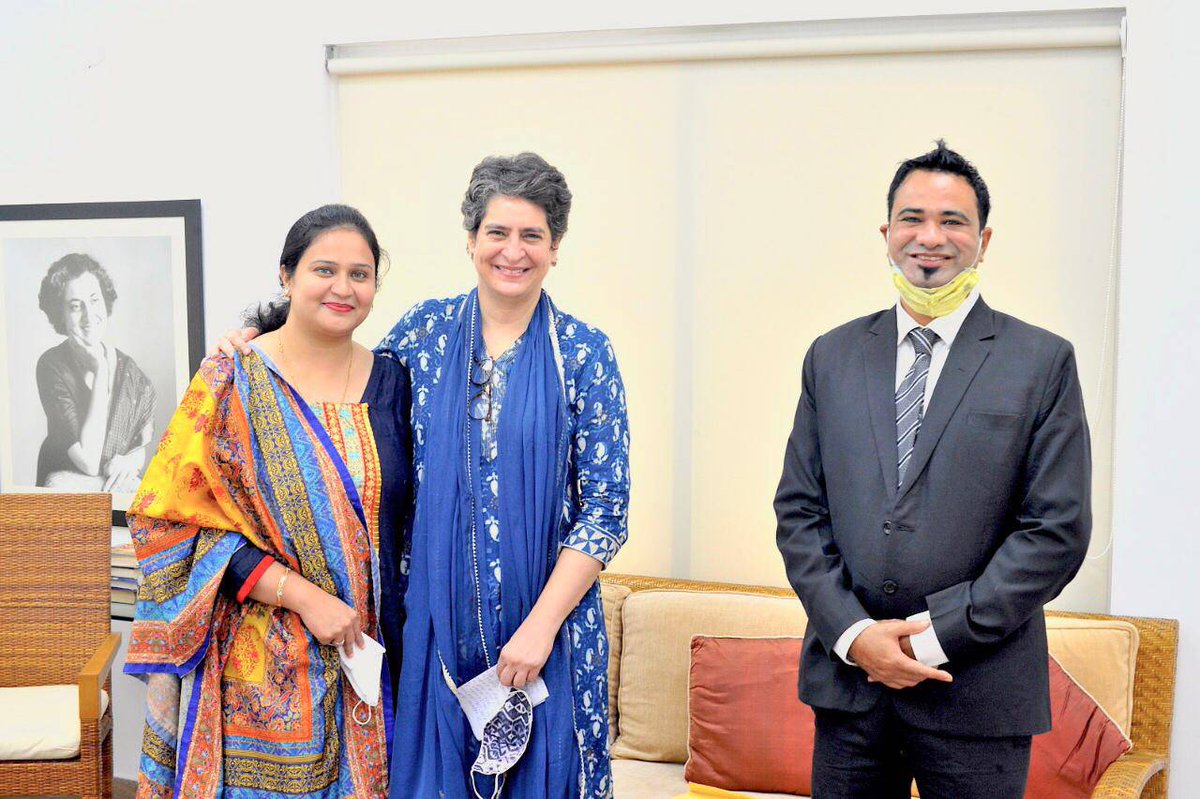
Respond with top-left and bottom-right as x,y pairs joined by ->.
35,252 -> 156,492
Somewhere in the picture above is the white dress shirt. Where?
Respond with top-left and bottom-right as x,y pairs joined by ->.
832,289 -> 981,669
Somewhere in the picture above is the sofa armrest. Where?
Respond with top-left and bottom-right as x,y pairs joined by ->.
78,632 -> 121,721
1091,750 -> 1167,799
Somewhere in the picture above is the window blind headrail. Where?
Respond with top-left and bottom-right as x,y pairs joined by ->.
327,10 -> 1124,76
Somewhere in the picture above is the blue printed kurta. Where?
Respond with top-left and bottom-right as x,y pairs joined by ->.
377,294 -> 630,798
463,334 -> 518,674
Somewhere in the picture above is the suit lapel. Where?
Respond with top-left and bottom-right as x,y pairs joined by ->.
862,309 -> 899,503
897,299 -> 996,500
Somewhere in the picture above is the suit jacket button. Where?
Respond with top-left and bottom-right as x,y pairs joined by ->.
882,580 -> 898,594
883,521 -> 893,534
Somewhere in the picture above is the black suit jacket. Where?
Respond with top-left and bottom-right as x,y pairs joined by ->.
775,298 -> 1091,737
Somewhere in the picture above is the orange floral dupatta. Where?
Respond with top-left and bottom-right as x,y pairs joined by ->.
123,350 -> 387,799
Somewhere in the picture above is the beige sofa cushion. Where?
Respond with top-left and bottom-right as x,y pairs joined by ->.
1046,615 -> 1139,735
602,581 -> 633,742
613,759 -> 802,799
613,589 -> 807,763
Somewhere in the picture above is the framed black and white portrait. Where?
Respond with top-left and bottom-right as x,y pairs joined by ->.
0,200 -> 203,525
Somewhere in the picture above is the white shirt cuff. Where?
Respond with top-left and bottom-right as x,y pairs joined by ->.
906,610 -> 949,667
833,618 -> 877,666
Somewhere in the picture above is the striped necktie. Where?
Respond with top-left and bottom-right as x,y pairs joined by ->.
896,327 -> 939,487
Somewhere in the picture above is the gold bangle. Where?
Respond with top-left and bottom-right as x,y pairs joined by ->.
275,567 -> 291,607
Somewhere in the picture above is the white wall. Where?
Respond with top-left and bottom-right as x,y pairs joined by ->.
2,0 -> 1196,792
1107,0 -> 1200,790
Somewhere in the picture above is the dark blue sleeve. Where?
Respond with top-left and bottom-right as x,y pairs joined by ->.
365,354 -> 414,704
221,545 -> 271,601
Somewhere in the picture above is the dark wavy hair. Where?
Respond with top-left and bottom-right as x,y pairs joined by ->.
244,204 -> 385,333
38,253 -> 118,335
887,139 -> 991,228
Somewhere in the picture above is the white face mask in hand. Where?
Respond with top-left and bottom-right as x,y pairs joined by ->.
339,634 -> 386,725
441,663 -> 549,739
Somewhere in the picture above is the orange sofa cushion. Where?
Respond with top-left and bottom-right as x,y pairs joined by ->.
684,636 -> 814,796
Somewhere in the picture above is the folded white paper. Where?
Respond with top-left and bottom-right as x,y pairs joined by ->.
451,668 -> 549,741
339,634 -> 386,706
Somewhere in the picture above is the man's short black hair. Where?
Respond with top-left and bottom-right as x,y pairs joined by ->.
887,139 -> 991,228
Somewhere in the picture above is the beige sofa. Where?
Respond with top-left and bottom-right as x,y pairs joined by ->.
599,574 -> 1178,799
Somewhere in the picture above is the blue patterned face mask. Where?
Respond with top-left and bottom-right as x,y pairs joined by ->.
470,689 -> 534,799
438,653 -> 549,798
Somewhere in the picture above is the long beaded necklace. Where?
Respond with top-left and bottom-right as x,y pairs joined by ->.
277,326 -> 355,403
465,294 -> 494,669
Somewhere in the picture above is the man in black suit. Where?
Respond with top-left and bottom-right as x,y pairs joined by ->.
775,141 -> 1091,798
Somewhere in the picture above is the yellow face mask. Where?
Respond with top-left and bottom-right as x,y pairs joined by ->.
891,265 -> 980,319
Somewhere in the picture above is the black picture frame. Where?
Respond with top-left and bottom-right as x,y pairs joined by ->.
0,200 -> 204,526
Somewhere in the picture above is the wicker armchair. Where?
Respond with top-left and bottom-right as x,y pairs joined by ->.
0,493 -> 120,799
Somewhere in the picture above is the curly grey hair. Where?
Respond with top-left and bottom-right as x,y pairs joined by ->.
461,152 -> 573,242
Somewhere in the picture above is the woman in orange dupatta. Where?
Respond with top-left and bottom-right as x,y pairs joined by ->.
123,205 -> 411,799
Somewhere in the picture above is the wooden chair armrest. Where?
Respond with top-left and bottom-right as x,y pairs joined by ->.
78,632 -> 121,721
1092,750 -> 1167,799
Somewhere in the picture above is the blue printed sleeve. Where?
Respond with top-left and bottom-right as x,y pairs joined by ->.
375,295 -> 465,372
374,299 -> 434,366
561,332 -> 630,567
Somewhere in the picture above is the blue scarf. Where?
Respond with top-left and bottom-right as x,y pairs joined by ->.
391,290 -> 578,798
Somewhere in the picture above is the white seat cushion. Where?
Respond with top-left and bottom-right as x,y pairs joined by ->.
0,685 -> 110,760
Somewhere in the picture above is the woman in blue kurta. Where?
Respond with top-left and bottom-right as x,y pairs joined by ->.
221,155 -> 630,797
381,153 -> 630,799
